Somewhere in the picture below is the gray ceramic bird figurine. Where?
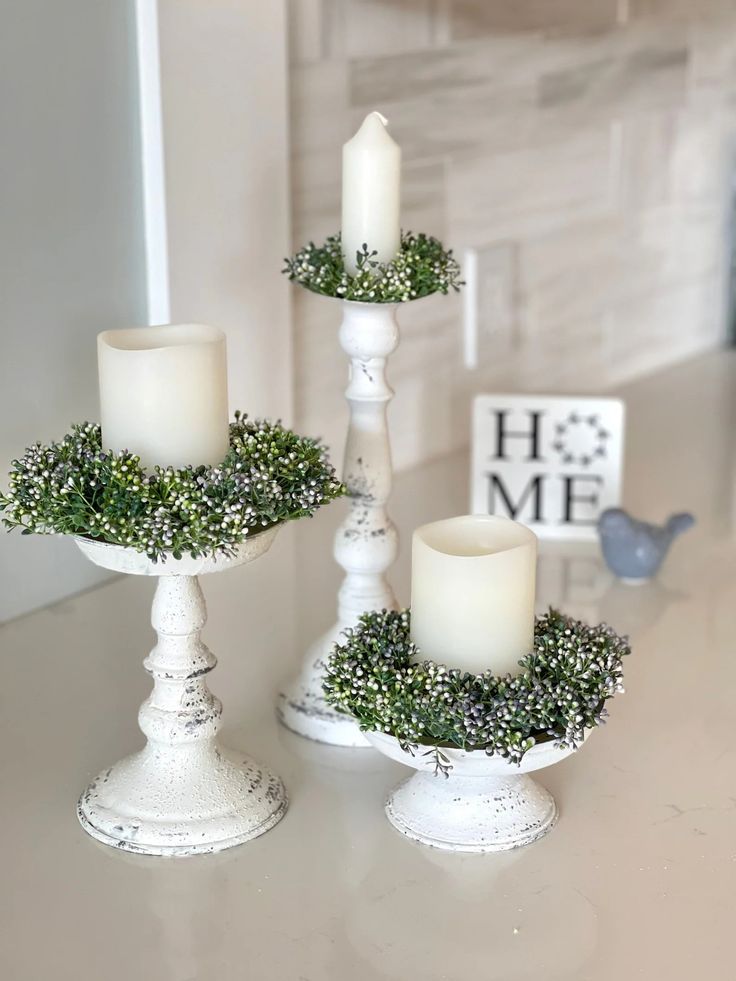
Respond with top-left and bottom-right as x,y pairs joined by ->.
597,508 -> 695,583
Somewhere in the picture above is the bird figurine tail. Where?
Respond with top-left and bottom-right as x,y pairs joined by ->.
666,513 -> 695,538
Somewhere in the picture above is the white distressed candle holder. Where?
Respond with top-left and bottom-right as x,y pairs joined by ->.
75,530 -> 287,857
365,731 -> 589,853
279,299 -> 400,747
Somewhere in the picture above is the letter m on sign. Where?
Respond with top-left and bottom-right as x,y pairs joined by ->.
470,394 -> 625,542
487,474 -> 546,522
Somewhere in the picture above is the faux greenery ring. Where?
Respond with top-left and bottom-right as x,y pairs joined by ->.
0,413 -> 344,562
283,231 -> 463,303
324,609 -> 629,765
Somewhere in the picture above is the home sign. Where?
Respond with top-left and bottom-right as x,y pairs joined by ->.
471,395 -> 625,540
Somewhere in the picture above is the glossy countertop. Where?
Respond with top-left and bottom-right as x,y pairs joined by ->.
1,351 -> 735,980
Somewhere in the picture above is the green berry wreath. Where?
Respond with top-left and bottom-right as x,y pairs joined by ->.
1,413 -> 344,562
283,231 -> 463,303
324,608 -> 629,765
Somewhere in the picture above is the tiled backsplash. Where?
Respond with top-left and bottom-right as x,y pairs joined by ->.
287,0 -> 735,471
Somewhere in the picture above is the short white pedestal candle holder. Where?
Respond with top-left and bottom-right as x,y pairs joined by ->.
365,731 -> 588,853
279,300 -> 400,747
75,529 -> 287,857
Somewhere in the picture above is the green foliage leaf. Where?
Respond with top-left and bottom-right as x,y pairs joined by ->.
283,231 -> 463,303
324,608 -> 630,764
0,416 -> 345,562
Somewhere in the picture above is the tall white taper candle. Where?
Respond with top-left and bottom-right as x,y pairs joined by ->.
341,112 -> 401,276
98,323 -> 230,470
410,515 -> 537,676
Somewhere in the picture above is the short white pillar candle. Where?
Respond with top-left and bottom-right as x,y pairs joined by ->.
410,515 -> 537,676
98,323 -> 230,470
341,111 -> 401,276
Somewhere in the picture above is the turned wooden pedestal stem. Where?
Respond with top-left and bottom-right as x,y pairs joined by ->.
75,532 -> 287,856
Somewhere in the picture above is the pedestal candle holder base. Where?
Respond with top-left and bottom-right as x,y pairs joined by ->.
278,625 -> 371,747
75,531 -> 287,857
366,731 -> 586,853
78,748 -> 287,857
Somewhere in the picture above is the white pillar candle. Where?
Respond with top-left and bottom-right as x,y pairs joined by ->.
98,323 -> 230,470
342,111 -> 401,276
410,515 -> 537,676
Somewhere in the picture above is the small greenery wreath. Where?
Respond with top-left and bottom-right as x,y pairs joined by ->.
0,413 -> 344,562
324,609 -> 629,766
283,231 -> 463,304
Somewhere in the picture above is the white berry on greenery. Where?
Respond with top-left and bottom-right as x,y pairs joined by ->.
324,609 -> 629,765
283,231 -> 463,303
0,413 -> 345,561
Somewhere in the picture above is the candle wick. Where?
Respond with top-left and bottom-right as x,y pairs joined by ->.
370,110 -> 389,127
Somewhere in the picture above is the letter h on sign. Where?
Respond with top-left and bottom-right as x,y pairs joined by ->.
471,395 -> 625,541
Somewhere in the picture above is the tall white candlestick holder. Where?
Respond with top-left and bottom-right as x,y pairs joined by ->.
280,230 -> 464,747
279,300 -> 400,747
75,529 -> 287,856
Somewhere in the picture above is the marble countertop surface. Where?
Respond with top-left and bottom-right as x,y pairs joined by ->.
1,350 -> 735,980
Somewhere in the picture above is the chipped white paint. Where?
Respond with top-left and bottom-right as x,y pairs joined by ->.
75,529 -> 288,856
279,300 -> 400,746
365,731 -> 590,853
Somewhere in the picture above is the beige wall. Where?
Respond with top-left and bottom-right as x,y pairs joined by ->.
158,0 -> 293,426
0,1 -> 146,621
287,0 -> 736,470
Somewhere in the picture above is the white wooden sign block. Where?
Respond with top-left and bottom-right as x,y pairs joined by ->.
471,395 -> 625,541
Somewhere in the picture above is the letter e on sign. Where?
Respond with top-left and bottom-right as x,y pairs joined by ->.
470,395 -> 625,541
